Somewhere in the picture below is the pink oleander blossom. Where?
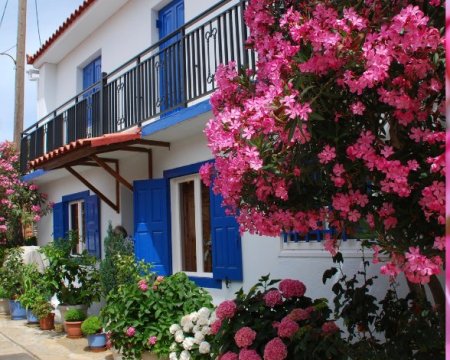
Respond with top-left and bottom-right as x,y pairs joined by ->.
234,327 -> 257,348
263,337 -> 287,360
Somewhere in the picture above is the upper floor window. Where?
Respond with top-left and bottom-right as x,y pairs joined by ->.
83,56 -> 102,92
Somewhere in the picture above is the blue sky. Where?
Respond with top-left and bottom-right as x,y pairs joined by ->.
0,0 -> 84,143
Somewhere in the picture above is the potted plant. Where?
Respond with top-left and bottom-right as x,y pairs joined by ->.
0,286 -> 9,315
81,316 -> 107,352
101,256 -> 213,359
64,308 -> 86,338
32,301 -> 55,330
18,264 -> 51,324
40,233 -> 101,325
0,247 -> 27,319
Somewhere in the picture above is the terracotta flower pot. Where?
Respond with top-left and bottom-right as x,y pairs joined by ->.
39,313 -> 55,330
65,321 -> 83,338
0,299 -> 10,315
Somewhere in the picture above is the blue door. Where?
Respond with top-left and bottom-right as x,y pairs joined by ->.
158,0 -> 184,113
134,179 -> 171,275
83,57 -> 102,137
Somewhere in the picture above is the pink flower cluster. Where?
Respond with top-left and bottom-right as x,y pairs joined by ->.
234,327 -> 257,348
126,327 -> 136,337
263,290 -> 282,308
216,300 -> 237,320
204,0 -> 444,286
138,279 -> 148,291
279,279 -> 306,299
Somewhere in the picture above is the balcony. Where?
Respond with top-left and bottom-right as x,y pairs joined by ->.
21,0 -> 254,172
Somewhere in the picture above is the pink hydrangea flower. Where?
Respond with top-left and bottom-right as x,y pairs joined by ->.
211,319 -> 223,335
277,317 -> 299,338
288,308 -> 312,321
138,279 -> 148,291
322,321 -> 339,334
278,279 -> 306,298
234,327 -> 257,348
264,290 -> 282,307
263,337 -> 287,360
126,327 -> 136,337
216,300 -> 237,320
220,351 -> 239,360
156,276 -> 165,282
147,336 -> 157,345
239,349 -> 262,360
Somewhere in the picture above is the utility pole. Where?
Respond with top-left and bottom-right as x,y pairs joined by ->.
13,0 -> 27,151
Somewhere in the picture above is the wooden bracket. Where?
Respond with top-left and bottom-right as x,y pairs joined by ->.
90,155 -> 133,191
65,166 -> 120,213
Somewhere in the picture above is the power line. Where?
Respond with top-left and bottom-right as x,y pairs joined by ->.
0,0 -> 8,29
0,44 -> 16,53
34,0 -> 41,45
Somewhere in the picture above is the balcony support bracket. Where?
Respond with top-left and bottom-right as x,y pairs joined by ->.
65,165 -> 120,213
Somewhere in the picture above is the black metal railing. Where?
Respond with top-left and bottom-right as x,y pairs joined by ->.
20,0 -> 255,172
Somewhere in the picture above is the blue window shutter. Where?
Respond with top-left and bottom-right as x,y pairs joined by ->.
53,202 -> 67,240
83,61 -> 94,90
85,194 -> 101,258
211,191 -> 243,282
134,179 -> 171,275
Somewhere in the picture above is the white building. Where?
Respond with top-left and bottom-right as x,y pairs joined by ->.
23,0 -> 392,303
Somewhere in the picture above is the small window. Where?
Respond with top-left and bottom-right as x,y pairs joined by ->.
69,200 -> 85,254
172,174 -> 212,277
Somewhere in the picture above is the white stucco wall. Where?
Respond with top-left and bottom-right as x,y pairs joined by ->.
35,0 -> 224,118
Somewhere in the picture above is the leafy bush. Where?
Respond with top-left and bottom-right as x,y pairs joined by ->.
324,253 -> 444,359
64,308 -> 86,322
40,232 -> 101,306
81,316 -> 103,335
211,275 -> 345,360
32,301 -> 53,320
102,265 -> 212,360
99,223 -> 134,296
18,263 -> 52,310
0,247 -> 25,299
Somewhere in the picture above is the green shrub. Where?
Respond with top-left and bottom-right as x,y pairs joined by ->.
99,223 -> 134,296
81,316 -> 103,335
102,268 -> 213,359
0,247 -> 25,299
32,301 -> 53,320
64,309 -> 86,322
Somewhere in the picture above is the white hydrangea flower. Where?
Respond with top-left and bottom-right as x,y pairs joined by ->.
180,350 -> 191,360
201,326 -> 211,335
182,337 -> 195,351
170,324 -> 181,334
192,324 -> 201,333
169,352 -> 178,360
175,330 -> 185,343
182,322 -> 194,333
180,314 -> 192,327
199,341 -> 211,354
196,317 -> 209,326
170,342 -> 178,351
190,311 -> 199,323
197,307 -> 211,320
194,331 -> 205,343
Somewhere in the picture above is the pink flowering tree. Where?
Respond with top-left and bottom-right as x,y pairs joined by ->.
0,141 -> 52,247
202,0 -> 444,308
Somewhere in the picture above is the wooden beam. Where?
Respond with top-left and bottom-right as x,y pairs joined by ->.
134,139 -> 170,148
65,166 -> 119,213
42,146 -> 96,170
120,146 -> 154,153
116,160 -> 120,212
90,155 -> 133,192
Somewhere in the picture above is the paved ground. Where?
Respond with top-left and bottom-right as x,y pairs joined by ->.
0,314 -> 113,360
